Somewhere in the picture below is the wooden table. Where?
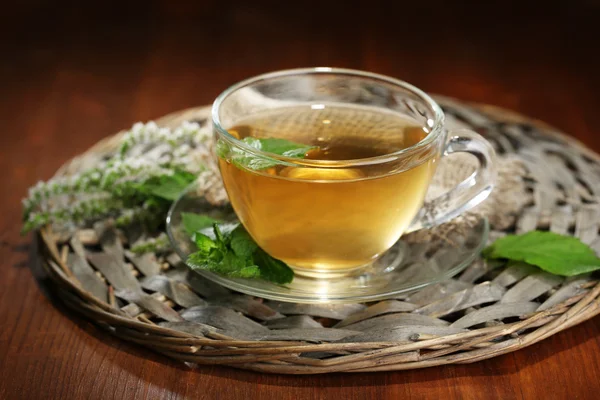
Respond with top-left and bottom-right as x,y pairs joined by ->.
2,1 -> 600,399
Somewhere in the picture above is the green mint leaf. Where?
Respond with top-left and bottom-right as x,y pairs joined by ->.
181,212 -> 221,236
193,232 -> 218,255
215,139 -> 231,159
250,137 -> 316,158
220,251 -> 249,273
253,248 -> 294,284
187,251 -> 219,271
235,265 -> 261,279
483,231 -> 600,276
207,247 -> 225,263
213,223 -> 227,246
185,220 -> 294,283
218,137 -> 317,171
143,170 -> 196,201
229,225 -> 258,258
231,154 -> 279,171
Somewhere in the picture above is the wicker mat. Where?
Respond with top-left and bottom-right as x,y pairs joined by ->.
37,96 -> 600,374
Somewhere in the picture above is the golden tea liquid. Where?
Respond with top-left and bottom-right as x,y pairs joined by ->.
218,105 -> 438,276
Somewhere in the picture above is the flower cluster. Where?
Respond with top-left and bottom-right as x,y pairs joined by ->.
118,121 -> 208,158
22,120 -> 212,235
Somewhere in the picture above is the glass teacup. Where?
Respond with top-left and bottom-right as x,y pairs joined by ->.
213,68 -> 496,278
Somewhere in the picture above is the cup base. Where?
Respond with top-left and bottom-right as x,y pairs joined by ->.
291,262 -> 373,280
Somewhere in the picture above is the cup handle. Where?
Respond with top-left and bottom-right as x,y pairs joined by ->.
405,129 -> 497,233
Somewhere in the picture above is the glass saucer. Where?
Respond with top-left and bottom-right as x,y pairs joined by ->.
166,185 -> 489,304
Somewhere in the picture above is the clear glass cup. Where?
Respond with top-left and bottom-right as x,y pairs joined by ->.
212,68 -> 496,279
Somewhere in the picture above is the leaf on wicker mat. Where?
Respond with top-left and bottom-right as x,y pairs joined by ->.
249,328 -> 360,342
339,325 -> 466,343
537,277 -> 591,311
122,224 -> 144,249
392,260 -> 440,283
575,206 -> 600,245
159,321 -> 222,337
406,280 -> 473,306
116,289 -> 184,322
87,252 -> 141,291
499,272 -> 564,304
516,208 -> 540,233
66,252 -> 108,302
141,275 -> 206,308
95,222 -> 125,261
266,315 -> 323,330
549,206 -> 573,235
414,282 -> 506,318
450,302 -> 539,329
181,305 -> 267,339
334,300 -> 418,328
125,251 -> 161,277
590,237 -> 600,255
492,262 -> 539,288
166,266 -> 231,297
339,313 -> 448,332
458,259 -> 500,284
209,295 -> 284,321
484,231 -> 600,276
69,235 -> 87,257
265,302 -> 366,320
165,253 -> 183,267
75,229 -> 100,246
121,292 -> 161,317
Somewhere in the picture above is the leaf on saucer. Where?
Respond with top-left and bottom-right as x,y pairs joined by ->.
186,223 -> 294,283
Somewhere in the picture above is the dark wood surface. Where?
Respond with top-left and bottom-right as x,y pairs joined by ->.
2,1 -> 600,399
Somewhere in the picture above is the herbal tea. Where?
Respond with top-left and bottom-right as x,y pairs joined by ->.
218,105 -> 438,275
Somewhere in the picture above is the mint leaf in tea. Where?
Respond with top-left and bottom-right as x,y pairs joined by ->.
243,137 -> 317,158
217,105 -> 437,273
224,137 -> 317,170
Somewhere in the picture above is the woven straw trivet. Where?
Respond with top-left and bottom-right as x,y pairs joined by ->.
37,97 -> 600,374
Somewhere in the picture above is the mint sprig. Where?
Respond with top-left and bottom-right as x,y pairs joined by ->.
186,220 -> 294,284
217,137 -> 317,171
483,231 -> 600,276
22,121 -> 207,234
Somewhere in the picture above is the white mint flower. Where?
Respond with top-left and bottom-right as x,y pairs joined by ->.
22,118 -> 217,233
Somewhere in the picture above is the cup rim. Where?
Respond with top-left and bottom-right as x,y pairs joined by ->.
212,67 -> 445,167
